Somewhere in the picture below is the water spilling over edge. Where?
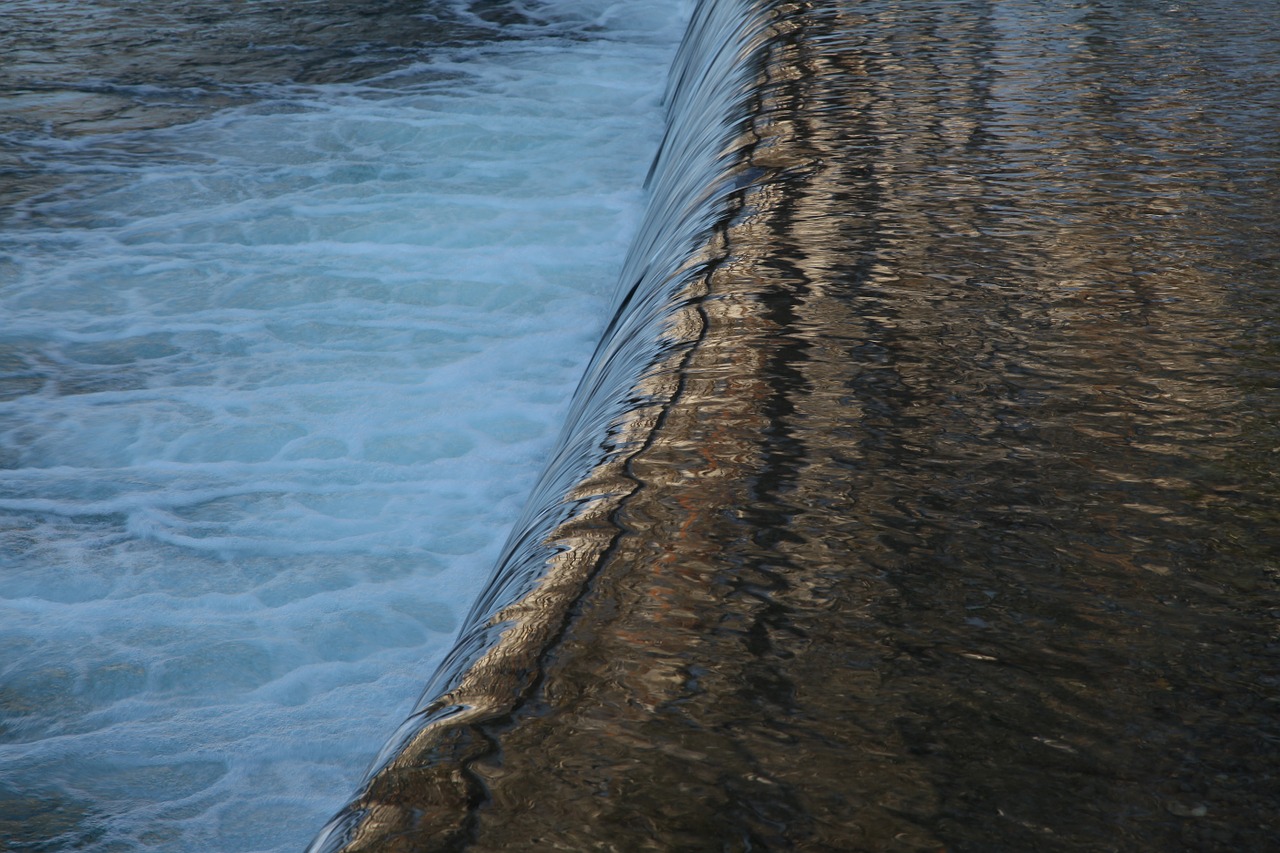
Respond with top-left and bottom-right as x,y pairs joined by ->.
306,0 -> 786,847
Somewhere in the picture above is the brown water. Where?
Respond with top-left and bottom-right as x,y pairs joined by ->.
318,1 -> 1280,850
700,2 -> 1280,848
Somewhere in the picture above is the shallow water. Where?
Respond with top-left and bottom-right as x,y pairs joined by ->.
0,1 -> 689,850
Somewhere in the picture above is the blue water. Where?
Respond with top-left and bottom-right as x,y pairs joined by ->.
0,1 -> 691,849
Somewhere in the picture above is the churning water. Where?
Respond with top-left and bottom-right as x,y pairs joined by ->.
0,1 -> 691,849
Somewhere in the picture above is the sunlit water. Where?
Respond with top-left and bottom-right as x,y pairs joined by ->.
0,1 -> 690,849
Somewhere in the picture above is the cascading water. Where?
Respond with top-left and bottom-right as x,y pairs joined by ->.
413,0 -> 784,721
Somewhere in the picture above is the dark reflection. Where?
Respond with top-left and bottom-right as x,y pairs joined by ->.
319,0 -> 1280,850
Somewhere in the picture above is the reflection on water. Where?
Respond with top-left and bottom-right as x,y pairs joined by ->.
335,0 -> 1280,849
716,2 -> 1280,848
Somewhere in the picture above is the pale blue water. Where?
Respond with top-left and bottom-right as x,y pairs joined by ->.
0,1 -> 691,849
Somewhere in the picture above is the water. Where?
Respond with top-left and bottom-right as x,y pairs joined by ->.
0,1 -> 691,850
306,1 -> 786,844
306,0 -> 1280,850
8,0 -> 1280,849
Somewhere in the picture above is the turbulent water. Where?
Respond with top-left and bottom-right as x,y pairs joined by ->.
0,1 -> 690,850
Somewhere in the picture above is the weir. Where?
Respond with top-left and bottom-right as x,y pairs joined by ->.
312,0 -> 1280,849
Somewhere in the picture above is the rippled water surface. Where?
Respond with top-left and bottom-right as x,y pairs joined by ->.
750,3 -> 1280,847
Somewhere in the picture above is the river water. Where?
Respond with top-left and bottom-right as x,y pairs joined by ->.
4,0 -> 1279,851
0,1 -> 689,850
311,1 -> 1280,850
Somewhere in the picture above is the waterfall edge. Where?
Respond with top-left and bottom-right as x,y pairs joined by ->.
306,1 -> 796,848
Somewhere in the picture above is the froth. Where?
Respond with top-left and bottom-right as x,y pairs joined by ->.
0,1 -> 687,849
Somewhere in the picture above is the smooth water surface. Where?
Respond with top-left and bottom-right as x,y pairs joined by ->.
0,1 -> 689,849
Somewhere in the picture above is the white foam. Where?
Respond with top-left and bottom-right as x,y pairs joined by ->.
0,1 -> 691,849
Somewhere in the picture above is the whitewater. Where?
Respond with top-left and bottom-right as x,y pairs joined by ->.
0,1 -> 692,849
